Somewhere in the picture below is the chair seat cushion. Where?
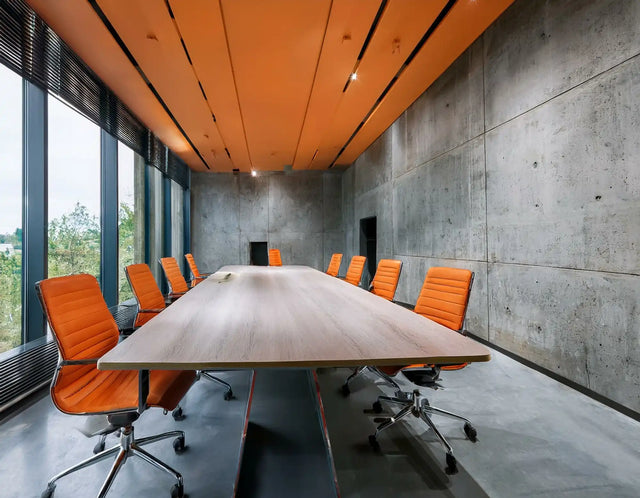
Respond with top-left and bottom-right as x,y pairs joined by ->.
52,365 -> 195,415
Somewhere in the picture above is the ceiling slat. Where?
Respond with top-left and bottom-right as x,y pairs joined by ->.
171,0 -> 252,172
26,0 -> 202,169
291,0 -> 381,170
220,0 -> 331,170
96,0 -> 232,171
336,0 -> 516,166
312,0 -> 448,169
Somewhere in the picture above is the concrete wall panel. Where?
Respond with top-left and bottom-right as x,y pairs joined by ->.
354,130 -> 392,198
394,137 -> 486,261
486,58 -> 640,273
323,173 -> 343,232
406,39 -> 484,171
485,0 -> 640,128
489,263 -> 640,411
269,174 -> 323,234
192,172 -> 342,273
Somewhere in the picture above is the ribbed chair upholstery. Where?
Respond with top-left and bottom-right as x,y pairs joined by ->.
326,253 -> 343,277
343,255 -> 366,286
369,259 -> 403,301
268,248 -> 282,266
37,274 -> 195,498
126,263 -> 166,327
184,253 -> 210,287
367,267 -> 477,474
126,264 -> 234,401
160,257 -> 189,296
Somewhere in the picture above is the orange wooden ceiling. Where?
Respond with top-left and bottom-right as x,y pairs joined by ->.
26,0 -> 514,173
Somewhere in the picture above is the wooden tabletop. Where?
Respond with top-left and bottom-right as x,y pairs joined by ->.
98,265 -> 490,370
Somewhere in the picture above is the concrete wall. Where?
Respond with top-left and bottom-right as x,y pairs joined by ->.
342,0 -> 640,412
191,171 -> 343,274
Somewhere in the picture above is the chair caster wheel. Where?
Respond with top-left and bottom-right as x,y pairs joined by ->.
224,390 -> 233,401
93,440 -> 105,454
372,401 -> 382,413
368,435 -> 380,452
173,436 -> 187,454
170,483 -> 185,498
445,453 -> 458,474
341,384 -> 350,396
41,485 -> 55,498
464,422 -> 477,442
172,406 -> 185,421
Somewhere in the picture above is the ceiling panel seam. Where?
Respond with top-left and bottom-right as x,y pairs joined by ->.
166,0 -> 233,166
292,0 -> 333,170
329,0 -> 458,168
342,0 -> 388,94
87,0 -> 212,170
218,0 -> 253,170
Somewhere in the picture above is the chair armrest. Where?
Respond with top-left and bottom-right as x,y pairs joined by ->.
137,308 -> 164,314
61,358 -> 100,366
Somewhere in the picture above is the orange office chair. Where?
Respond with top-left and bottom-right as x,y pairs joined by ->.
326,253 -> 342,277
367,267 -> 476,474
341,259 -> 403,394
185,253 -> 211,287
126,263 -> 233,400
342,255 -> 366,286
369,259 -> 403,300
160,256 -> 190,299
268,248 -> 282,266
37,274 -> 196,498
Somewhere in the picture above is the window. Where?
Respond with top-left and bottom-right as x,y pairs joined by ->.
171,181 -> 184,274
0,65 -> 23,353
148,165 -> 164,284
47,96 -> 101,280
118,142 -> 145,301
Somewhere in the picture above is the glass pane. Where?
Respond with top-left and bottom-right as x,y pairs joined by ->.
117,142 -> 145,302
47,96 -> 101,280
0,65 -> 23,353
171,181 -> 184,275
148,166 -> 164,284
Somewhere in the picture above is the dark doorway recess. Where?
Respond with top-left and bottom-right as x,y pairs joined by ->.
359,217 -> 376,288
250,242 -> 268,266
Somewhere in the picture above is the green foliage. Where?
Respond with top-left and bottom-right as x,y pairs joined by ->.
48,202 -> 101,279
118,203 -> 135,301
0,252 -> 21,352
0,202 -> 137,354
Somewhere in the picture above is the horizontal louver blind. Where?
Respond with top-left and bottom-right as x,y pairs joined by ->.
0,0 -> 189,184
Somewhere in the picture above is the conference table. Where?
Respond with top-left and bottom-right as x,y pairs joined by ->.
98,265 -> 491,374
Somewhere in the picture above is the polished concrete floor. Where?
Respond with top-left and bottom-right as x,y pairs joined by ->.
1,345 -> 640,497
319,349 -> 640,497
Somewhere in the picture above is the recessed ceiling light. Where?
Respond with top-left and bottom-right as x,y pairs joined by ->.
251,170 -> 257,177
350,72 -> 357,81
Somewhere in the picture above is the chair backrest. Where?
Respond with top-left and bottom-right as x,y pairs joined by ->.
160,257 -> 189,294
37,274 -> 119,361
370,259 -> 403,301
414,267 -> 474,332
126,263 -> 166,327
344,256 -> 366,286
184,253 -> 202,280
326,253 -> 342,277
268,248 -> 282,266
36,274 -> 120,414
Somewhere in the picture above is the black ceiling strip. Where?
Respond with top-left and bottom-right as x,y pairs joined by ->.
86,0 -> 211,170
330,0 -> 458,168
343,0 -> 388,93
180,37 -> 192,65
198,81 -> 207,100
